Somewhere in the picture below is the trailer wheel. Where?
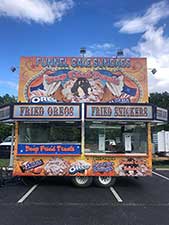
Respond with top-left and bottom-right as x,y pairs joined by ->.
94,176 -> 116,188
72,176 -> 93,187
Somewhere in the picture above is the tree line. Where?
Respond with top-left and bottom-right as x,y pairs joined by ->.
0,94 -> 17,141
0,92 -> 169,141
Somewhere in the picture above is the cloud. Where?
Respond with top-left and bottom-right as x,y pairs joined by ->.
85,50 -> 93,57
115,1 -> 169,34
87,43 -> 115,56
0,0 -> 74,24
89,43 -> 115,51
133,25 -> 169,93
86,43 -> 141,58
115,1 -> 169,93
0,80 -> 18,91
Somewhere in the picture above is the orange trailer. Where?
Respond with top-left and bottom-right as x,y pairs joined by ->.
0,56 -> 168,187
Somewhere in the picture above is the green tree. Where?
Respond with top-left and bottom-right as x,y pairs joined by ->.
149,92 -> 169,131
0,94 -> 17,141
149,92 -> 169,109
0,94 -> 17,106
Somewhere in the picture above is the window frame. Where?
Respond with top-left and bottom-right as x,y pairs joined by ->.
84,120 -> 149,156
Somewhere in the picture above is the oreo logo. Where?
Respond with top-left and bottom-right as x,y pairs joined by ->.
69,163 -> 90,175
31,96 -> 57,103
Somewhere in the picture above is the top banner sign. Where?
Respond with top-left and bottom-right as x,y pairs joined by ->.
85,103 -> 153,120
19,57 -> 148,103
156,107 -> 168,122
13,104 -> 81,120
0,105 -> 11,121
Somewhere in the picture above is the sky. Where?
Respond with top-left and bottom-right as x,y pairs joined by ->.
0,0 -> 169,96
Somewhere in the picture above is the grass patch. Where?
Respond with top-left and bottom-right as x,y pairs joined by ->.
153,157 -> 169,169
0,159 -> 9,167
153,165 -> 169,169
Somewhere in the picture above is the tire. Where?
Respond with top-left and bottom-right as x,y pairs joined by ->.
71,176 -> 93,188
94,176 -> 116,188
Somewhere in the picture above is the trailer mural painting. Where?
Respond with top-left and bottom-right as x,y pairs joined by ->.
14,156 -> 150,177
18,57 -> 148,104
1,56 -> 168,187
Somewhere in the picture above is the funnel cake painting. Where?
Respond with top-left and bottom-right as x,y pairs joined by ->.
19,57 -> 147,103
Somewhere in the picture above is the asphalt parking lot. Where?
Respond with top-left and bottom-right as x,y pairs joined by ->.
0,170 -> 169,225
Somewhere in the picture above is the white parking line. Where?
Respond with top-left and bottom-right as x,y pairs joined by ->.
110,187 -> 123,203
152,171 -> 169,181
17,184 -> 39,204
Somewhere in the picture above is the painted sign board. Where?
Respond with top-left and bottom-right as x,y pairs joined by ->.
18,57 -> 148,104
13,156 -> 151,177
0,105 -> 12,121
13,104 -> 81,120
156,107 -> 168,122
85,104 -> 153,120
18,143 -> 81,155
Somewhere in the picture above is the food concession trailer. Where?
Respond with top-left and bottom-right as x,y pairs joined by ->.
0,56 -> 168,187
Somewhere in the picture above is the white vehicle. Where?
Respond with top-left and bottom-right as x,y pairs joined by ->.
157,131 -> 169,156
0,136 -> 14,159
0,136 -> 12,145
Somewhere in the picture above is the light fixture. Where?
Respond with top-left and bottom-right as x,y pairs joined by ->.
89,124 -> 121,129
10,66 -> 16,72
148,68 -> 157,75
151,68 -> 157,75
65,121 -> 75,124
116,49 -> 123,57
80,47 -> 86,57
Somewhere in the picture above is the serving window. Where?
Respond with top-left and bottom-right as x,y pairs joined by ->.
84,121 -> 148,154
18,121 -> 81,144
